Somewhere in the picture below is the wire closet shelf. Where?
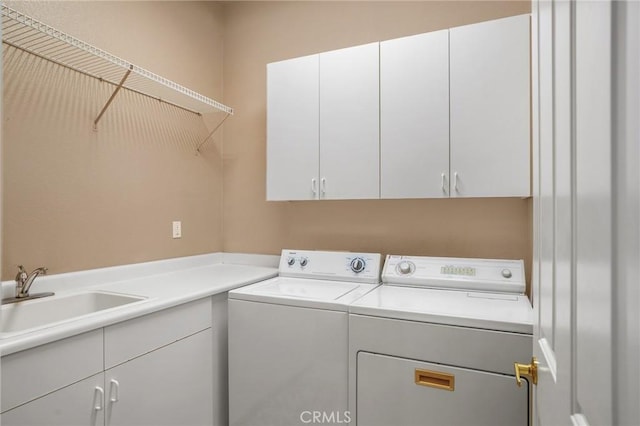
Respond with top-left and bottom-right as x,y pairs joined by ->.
1,5 -> 233,132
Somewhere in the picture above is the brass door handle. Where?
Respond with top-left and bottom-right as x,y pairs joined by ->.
514,357 -> 538,386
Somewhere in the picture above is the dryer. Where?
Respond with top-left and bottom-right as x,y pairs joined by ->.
228,249 -> 381,426
349,255 -> 534,426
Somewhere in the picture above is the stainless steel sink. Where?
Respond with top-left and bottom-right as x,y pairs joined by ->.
1,291 -> 146,336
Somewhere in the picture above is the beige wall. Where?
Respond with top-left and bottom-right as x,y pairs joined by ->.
221,1 -> 533,287
2,1 -> 533,288
2,1 -> 227,279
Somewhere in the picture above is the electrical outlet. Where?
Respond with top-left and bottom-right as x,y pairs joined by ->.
172,221 -> 182,239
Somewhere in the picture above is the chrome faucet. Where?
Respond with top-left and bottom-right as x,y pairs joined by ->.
1,265 -> 54,305
15,265 -> 48,298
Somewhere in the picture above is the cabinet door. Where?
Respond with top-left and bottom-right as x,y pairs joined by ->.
1,373 -> 105,426
380,30 -> 450,199
104,297 -> 211,369
357,352 -> 528,426
319,43 -> 380,199
105,329 -> 213,426
450,15 -> 530,197
266,54 -> 320,201
1,329 -> 103,413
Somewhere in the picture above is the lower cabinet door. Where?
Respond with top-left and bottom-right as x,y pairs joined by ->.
357,352 -> 529,426
105,328 -> 213,426
1,373 -> 105,426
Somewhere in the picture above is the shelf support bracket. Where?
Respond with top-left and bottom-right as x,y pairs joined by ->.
93,65 -> 133,131
195,113 -> 231,154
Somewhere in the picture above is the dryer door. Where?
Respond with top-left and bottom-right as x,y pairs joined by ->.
357,352 -> 528,426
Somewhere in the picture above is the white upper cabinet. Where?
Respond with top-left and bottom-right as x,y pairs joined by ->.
266,14 -> 530,201
380,30 -> 450,199
266,55 -> 320,201
319,43 -> 380,200
449,14 -> 531,197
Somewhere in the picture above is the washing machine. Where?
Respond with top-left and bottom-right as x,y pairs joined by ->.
348,255 -> 534,426
228,249 -> 382,426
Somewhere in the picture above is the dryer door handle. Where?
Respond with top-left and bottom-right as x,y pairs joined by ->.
414,368 -> 455,391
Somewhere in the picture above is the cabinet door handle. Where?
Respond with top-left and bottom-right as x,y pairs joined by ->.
321,177 -> 326,196
441,173 -> 446,193
94,386 -> 104,411
109,379 -> 120,403
311,178 -> 317,195
454,172 -> 459,193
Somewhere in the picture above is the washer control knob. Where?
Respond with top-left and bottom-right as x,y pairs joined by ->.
299,257 -> 309,267
502,269 -> 513,279
350,257 -> 366,274
286,257 -> 296,266
398,261 -> 413,275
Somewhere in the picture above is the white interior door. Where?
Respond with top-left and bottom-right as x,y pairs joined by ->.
573,1 -> 613,425
532,0 -> 572,423
532,0 -> 613,425
612,2 -> 640,425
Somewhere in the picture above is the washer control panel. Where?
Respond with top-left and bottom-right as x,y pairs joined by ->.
382,255 -> 525,294
279,249 -> 382,284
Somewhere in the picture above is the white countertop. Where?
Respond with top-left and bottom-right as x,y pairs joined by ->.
0,253 -> 279,355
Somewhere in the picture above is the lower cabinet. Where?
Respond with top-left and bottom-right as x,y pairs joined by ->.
105,328 -> 213,426
1,298 -> 213,426
1,373 -> 105,426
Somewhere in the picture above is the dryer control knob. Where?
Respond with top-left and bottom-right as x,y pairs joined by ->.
398,261 -> 413,275
286,257 -> 296,266
502,269 -> 513,279
350,258 -> 366,273
299,257 -> 309,267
